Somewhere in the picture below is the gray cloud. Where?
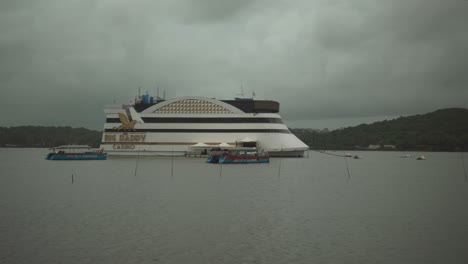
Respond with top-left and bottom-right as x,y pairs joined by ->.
1,0 -> 467,129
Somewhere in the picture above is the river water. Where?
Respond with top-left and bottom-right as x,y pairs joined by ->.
1,148 -> 467,264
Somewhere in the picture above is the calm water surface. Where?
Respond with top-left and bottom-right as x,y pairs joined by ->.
1,149 -> 467,264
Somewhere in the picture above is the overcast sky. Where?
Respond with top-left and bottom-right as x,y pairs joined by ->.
1,0 -> 467,130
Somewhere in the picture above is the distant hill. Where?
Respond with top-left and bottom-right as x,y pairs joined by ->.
0,126 -> 101,148
291,108 -> 468,151
1,108 -> 467,151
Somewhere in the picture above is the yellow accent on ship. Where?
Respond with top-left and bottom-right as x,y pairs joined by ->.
112,113 -> 136,131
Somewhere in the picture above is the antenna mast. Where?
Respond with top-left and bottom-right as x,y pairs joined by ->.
236,85 -> 245,97
157,85 -> 160,99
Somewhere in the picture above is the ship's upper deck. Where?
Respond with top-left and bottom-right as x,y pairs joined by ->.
133,98 -> 279,113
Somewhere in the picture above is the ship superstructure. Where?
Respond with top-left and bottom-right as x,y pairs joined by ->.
100,95 -> 309,157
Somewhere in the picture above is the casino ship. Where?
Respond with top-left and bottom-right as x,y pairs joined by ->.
100,94 -> 309,157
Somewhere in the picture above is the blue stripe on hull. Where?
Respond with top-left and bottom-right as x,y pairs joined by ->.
219,157 -> 269,164
46,154 -> 107,160
206,156 -> 220,163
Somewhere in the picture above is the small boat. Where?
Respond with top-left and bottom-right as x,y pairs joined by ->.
206,147 -> 229,163
207,147 -> 269,164
416,155 -> 426,160
46,145 -> 107,160
345,153 -> 353,157
206,148 -> 270,164
353,155 -> 362,159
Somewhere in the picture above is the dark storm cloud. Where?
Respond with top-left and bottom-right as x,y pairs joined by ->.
179,0 -> 256,23
273,0 -> 468,120
0,0 -> 467,129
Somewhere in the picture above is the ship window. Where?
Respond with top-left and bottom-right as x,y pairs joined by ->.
242,142 -> 257,148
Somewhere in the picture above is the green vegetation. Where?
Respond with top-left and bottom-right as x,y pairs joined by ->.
291,108 -> 468,151
0,126 -> 102,148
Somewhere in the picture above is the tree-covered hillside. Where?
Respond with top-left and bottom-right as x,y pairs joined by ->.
1,108 -> 467,151
291,108 -> 468,151
0,126 -> 102,148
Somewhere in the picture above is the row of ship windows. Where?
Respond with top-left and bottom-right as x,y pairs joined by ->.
106,117 -> 284,124
104,128 -> 291,134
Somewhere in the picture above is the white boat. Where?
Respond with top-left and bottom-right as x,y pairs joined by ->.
100,96 -> 309,157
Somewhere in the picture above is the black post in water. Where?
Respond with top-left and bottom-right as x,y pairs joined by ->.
343,152 -> 351,179
277,158 -> 282,178
462,152 -> 467,182
171,148 -> 174,177
134,146 -> 141,176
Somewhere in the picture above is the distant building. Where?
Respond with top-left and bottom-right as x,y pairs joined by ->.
368,144 -> 381,150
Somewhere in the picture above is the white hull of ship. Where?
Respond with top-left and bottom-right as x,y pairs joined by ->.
103,149 -> 307,157
100,97 -> 309,157
100,131 -> 308,157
